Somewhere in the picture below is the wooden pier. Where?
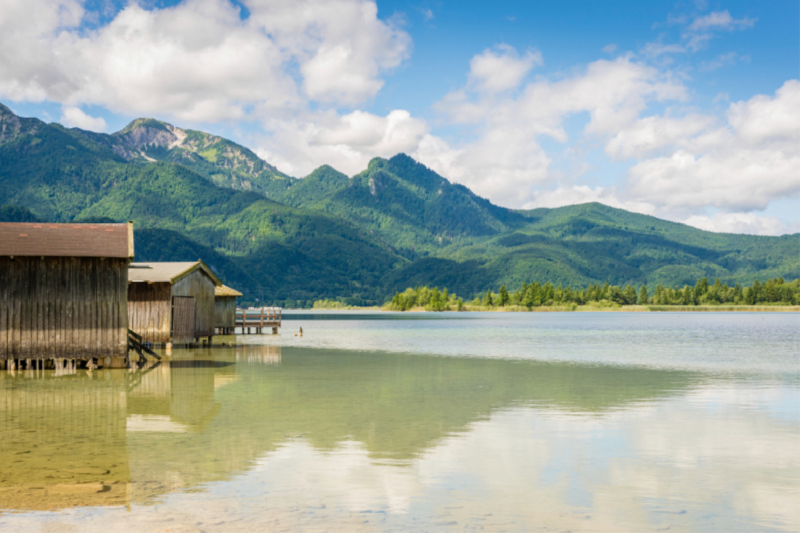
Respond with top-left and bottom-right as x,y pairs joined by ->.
231,307 -> 282,335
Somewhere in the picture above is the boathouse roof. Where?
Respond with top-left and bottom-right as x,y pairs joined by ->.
215,285 -> 242,297
129,260 -> 222,286
0,221 -> 134,258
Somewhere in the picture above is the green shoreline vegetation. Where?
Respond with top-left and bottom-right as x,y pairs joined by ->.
378,276 -> 800,312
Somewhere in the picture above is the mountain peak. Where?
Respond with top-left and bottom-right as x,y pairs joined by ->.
0,102 -> 15,117
115,118 -> 187,152
118,118 -> 175,135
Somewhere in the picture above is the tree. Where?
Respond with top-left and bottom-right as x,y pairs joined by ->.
484,290 -> 493,306
695,277 -> 709,297
623,285 -> 637,305
523,288 -> 534,310
638,285 -> 648,305
499,285 -> 510,306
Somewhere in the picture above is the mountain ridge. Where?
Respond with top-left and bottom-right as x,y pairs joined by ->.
0,103 -> 796,304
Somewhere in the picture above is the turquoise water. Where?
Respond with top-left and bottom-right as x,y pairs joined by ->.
0,312 -> 798,532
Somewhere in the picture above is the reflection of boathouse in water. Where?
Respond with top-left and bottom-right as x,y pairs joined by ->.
0,354 -> 238,511
0,372 -> 132,510
0,222 -> 134,369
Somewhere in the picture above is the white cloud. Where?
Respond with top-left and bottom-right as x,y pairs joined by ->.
254,0 -> 411,106
627,80 -> 800,212
0,0 -> 410,120
727,80 -> 800,144
689,10 -> 756,31
605,114 -> 714,160
423,54 -> 686,206
255,108 -> 428,177
468,44 -> 543,93
682,213 -> 798,236
60,106 -> 107,131
602,44 -> 617,54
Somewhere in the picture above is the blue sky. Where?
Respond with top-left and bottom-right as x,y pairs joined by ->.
1,0 -> 798,234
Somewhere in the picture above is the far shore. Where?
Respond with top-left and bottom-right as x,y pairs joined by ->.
295,304 -> 800,313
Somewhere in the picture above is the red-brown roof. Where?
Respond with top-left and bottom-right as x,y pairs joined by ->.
0,222 -> 134,258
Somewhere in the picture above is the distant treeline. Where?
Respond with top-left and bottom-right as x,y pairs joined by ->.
386,277 -> 800,311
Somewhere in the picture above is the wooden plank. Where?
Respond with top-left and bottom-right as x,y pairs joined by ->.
101,258 -> 109,357
67,257 -> 76,359
92,258 -> 99,358
117,260 -> 126,357
34,257 -> 42,359
59,257 -> 67,359
19,258 -> 30,358
12,258 -> 22,358
0,258 -> 7,359
81,258 -> 89,358
47,257 -> 56,358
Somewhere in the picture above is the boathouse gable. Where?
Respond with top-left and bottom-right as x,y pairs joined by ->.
0,222 -> 134,362
128,261 -> 221,345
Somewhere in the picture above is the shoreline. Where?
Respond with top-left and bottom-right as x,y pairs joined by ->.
297,305 -> 800,313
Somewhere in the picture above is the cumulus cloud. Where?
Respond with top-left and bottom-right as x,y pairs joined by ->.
60,106 -> 107,131
255,108 -> 428,177
626,80 -> 800,211
251,0 -> 411,106
605,114 -> 714,160
422,54 -> 686,206
467,44 -> 543,93
0,0 -> 410,121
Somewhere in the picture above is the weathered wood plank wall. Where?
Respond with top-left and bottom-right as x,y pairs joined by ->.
0,257 -> 128,360
127,283 -> 171,345
171,296 -> 196,344
214,297 -> 236,329
172,271 -> 216,338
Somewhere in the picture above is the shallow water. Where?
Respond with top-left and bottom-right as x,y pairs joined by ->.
1,312 -> 798,532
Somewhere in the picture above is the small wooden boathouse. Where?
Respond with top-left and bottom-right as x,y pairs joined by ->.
0,222 -> 134,369
215,285 -> 242,335
128,261 -> 221,347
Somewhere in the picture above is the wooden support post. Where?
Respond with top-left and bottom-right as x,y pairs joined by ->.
272,327 -> 278,334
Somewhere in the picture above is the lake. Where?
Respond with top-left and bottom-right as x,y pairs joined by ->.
1,312 -> 798,532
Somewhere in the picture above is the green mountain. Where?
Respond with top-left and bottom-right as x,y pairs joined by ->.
80,116 -> 295,196
0,102 -> 797,304
272,154 -> 527,254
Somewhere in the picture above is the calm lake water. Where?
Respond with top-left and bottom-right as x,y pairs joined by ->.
1,312 -> 798,532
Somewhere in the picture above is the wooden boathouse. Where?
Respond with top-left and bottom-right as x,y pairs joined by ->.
215,285 -> 242,335
0,222 -> 134,370
128,261 -> 221,348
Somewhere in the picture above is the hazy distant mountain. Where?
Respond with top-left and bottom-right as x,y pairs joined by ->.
1,102 -> 796,304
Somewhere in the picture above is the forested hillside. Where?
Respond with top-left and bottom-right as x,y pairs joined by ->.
1,103 -> 797,305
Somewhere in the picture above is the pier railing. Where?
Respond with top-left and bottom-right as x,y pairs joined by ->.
235,307 -> 282,333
